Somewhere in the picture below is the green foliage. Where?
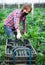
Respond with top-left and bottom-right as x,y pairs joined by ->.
36,53 -> 45,65
0,8 -> 45,65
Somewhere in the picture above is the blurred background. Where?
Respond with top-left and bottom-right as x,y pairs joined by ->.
0,0 -> 45,65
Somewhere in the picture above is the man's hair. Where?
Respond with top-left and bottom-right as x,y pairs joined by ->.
22,4 -> 32,12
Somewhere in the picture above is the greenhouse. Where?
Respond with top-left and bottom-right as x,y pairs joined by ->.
0,0 -> 45,65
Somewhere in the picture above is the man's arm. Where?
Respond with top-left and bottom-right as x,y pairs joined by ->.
14,12 -> 22,39
22,16 -> 26,33
14,12 -> 20,32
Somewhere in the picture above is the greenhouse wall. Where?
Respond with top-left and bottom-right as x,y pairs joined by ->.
0,3 -> 45,9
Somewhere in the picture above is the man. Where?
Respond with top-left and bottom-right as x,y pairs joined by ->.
4,4 -> 32,40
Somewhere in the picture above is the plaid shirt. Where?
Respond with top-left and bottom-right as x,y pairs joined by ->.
4,9 -> 26,32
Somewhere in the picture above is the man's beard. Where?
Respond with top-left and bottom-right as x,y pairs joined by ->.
21,12 -> 28,17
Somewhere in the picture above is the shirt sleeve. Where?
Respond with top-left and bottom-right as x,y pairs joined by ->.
22,16 -> 26,32
14,12 -> 20,30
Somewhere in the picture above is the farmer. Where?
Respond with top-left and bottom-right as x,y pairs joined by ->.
4,4 -> 32,41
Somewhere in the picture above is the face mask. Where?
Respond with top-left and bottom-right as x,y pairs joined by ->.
21,12 -> 28,17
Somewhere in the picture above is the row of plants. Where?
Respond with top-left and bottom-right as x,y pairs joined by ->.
23,8 -> 45,65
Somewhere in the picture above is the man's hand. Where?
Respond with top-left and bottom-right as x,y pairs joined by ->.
24,32 -> 27,35
24,31 -> 27,36
17,32 -> 22,39
16,29 -> 22,39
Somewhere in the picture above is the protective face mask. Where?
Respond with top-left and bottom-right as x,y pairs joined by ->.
21,12 -> 28,17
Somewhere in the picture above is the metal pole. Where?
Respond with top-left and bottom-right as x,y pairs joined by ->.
18,4 -> 20,9
32,3 -> 34,18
